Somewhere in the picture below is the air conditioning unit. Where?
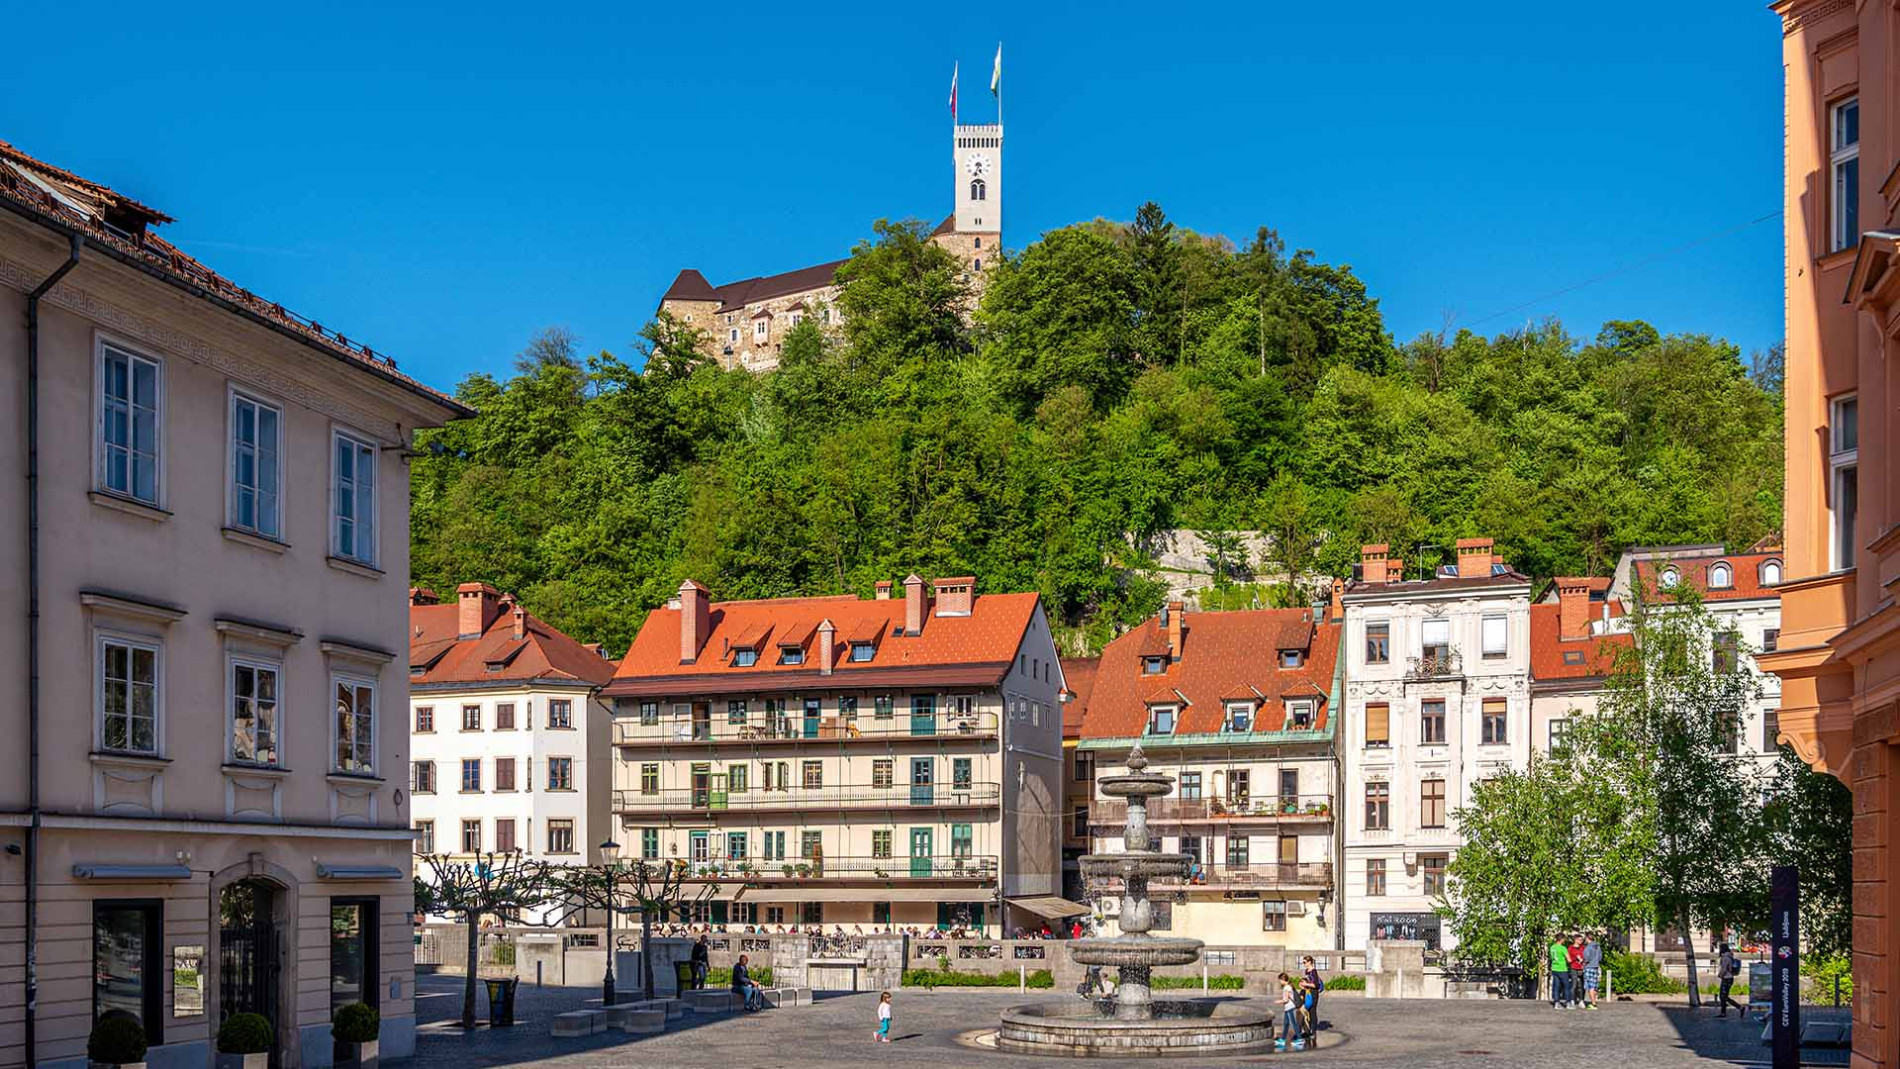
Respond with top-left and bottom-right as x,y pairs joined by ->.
1286,900 -> 1307,916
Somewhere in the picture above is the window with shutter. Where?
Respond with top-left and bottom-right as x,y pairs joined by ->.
1365,702 -> 1390,747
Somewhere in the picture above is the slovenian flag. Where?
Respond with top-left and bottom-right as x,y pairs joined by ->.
949,63 -> 958,119
991,44 -> 1001,95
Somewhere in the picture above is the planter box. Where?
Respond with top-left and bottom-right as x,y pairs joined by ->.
218,1054 -> 270,1069
336,1039 -> 378,1069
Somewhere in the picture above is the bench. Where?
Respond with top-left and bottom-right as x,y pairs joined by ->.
551,1010 -> 605,1037
762,987 -> 811,1008
683,989 -> 737,1013
630,998 -> 685,1021
606,1006 -> 667,1034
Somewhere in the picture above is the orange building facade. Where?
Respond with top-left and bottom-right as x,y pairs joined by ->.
1761,3 -> 1900,1067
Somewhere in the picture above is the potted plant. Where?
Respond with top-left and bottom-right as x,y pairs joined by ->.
216,1013 -> 273,1069
87,1011 -> 147,1069
782,864 -> 795,877
794,862 -> 811,878
331,1002 -> 379,1069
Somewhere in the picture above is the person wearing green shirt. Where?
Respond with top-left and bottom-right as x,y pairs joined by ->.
1549,936 -> 1572,1009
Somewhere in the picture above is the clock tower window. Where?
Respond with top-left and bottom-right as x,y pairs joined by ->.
970,178 -> 987,201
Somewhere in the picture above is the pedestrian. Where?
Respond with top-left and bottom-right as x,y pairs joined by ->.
691,934 -> 710,990
1300,954 -> 1325,1036
873,990 -> 893,1043
1715,943 -> 1744,1018
1567,937 -> 1585,1008
731,953 -> 764,1011
1275,973 -> 1300,1049
1549,934 -> 1572,1008
1582,934 -> 1602,1010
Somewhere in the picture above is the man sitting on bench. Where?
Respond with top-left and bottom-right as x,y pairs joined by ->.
731,953 -> 765,1011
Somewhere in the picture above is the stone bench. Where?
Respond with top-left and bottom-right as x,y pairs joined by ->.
605,1006 -> 667,1034
630,998 -> 685,1021
551,1010 -> 606,1037
762,987 -> 811,1008
683,989 -> 737,1013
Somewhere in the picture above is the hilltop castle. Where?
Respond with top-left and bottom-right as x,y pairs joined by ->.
657,121 -> 1002,372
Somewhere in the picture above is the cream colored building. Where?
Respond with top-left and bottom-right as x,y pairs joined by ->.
0,141 -> 467,1068
1076,604 -> 1345,948
601,576 -> 1068,935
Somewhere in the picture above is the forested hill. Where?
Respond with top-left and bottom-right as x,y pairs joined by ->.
407,204 -> 1783,655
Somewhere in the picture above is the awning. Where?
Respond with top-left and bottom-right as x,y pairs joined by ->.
738,887 -> 968,904
72,864 -> 192,881
1006,896 -> 1092,920
316,863 -> 405,881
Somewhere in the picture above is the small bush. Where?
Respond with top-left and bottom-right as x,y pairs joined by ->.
217,1013 -> 274,1054
88,1013 -> 148,1065
331,1002 -> 380,1044
706,966 -> 774,987
901,967 -> 1053,988
1152,974 -> 1245,990
1603,951 -> 1685,995
1805,954 -> 1853,1002
1322,974 -> 1366,991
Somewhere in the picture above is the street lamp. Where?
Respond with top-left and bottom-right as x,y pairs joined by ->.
599,838 -> 621,1006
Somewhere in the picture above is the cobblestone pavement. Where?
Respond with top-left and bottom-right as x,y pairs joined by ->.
411,973 -> 1786,1069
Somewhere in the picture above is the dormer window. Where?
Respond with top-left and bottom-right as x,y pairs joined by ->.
1279,649 -> 1305,669
1287,699 -> 1315,730
1709,562 -> 1733,589
733,648 -> 758,667
1562,650 -> 1587,666
850,642 -> 876,663
1659,566 -> 1680,590
1147,705 -> 1177,735
753,319 -> 768,340
1225,703 -> 1253,732
1761,559 -> 1783,585
779,645 -> 805,666
1142,656 -> 1167,675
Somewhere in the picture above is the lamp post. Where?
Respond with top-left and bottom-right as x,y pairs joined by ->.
600,838 -> 621,1006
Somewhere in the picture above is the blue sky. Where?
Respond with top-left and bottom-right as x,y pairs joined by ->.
4,0 -> 1784,392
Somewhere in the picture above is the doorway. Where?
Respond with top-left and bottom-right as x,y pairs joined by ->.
219,880 -> 283,1055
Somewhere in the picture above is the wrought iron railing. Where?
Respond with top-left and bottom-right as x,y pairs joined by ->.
1406,649 -> 1463,679
1088,794 -> 1334,825
1094,861 -> 1333,890
612,783 -> 999,812
612,709 -> 999,745
665,853 -> 999,881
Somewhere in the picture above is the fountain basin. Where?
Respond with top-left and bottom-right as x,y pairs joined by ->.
1078,853 -> 1192,881
1069,937 -> 1203,969
997,1000 -> 1276,1057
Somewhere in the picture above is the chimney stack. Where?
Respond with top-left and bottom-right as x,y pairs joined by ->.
1360,545 -> 1390,584
409,586 -> 439,606
1456,537 -> 1496,579
933,577 -> 975,617
511,601 -> 527,640
1166,600 -> 1186,661
903,574 -> 926,636
679,579 -> 711,664
457,583 -> 501,639
874,580 -> 893,601
1557,579 -> 1593,640
817,618 -> 836,675
1328,578 -> 1345,623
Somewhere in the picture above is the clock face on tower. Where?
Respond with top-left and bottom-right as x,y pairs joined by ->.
966,153 -> 992,178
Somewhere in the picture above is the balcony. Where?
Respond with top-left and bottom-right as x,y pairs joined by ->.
670,853 -> 999,882
613,782 -> 1001,813
1406,649 -> 1463,680
1096,861 -> 1333,892
613,709 -> 999,747
1089,794 -> 1333,827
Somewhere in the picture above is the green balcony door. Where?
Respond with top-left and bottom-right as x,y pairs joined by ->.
802,698 -> 821,739
909,828 -> 933,877
910,758 -> 934,806
910,695 -> 936,737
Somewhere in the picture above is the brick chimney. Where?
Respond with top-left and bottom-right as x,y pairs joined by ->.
1166,600 -> 1186,661
1360,545 -> 1390,584
1328,578 -> 1345,623
679,579 -> 710,664
903,574 -> 926,636
817,618 -> 836,675
1557,579 -> 1594,640
409,586 -> 439,606
1456,537 -> 1496,578
874,580 -> 893,601
511,602 -> 527,640
457,583 -> 501,639
933,577 -> 975,617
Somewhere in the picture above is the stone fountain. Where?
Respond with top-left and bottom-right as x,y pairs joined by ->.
996,744 -> 1275,1056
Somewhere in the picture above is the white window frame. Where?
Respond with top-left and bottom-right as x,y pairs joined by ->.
330,672 -> 377,775
1480,614 -> 1507,658
226,653 -> 284,767
753,318 -> 768,340
330,426 -> 379,566
227,386 -> 284,539
94,337 -> 165,507
1830,96 -> 1860,254
1761,559 -> 1783,586
1658,566 -> 1680,590
1708,562 -> 1733,589
1225,702 -> 1253,732
1830,393 -> 1859,571
95,630 -> 163,756
1147,705 -> 1177,735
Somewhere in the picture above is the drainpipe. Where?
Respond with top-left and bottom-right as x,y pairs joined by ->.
24,231 -> 83,1067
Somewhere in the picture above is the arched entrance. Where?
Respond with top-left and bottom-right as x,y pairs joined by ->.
209,859 -> 299,1068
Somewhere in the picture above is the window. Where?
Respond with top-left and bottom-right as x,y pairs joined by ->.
640,763 -> 659,795
641,828 -> 659,859
229,660 -> 280,765
1287,699 -> 1314,729
723,763 -> 747,793
98,344 -> 162,505
1831,394 -> 1859,570
1142,656 -> 1166,675
99,636 -> 160,755
461,704 -> 481,731
970,177 -> 987,201
1365,621 -> 1390,664
1761,560 -> 1782,586
1421,618 -> 1450,662
1226,703 -> 1253,732
1279,648 -> 1305,668
1421,779 -> 1446,828
728,327 -> 739,344
1481,698 -> 1507,746
733,648 -> 758,667
873,759 -> 894,789
1549,718 -> 1571,752
461,819 -> 481,853
1562,650 -> 1587,666
874,695 -> 894,720
1659,566 -> 1680,590
639,701 -> 659,726
494,702 -> 515,730
1250,899 -> 1285,932
1225,836 -> 1250,866
331,429 -> 377,565
1709,562 -> 1733,589
1763,709 -> 1781,753
1147,705 -> 1177,735
486,757 -> 511,791
93,900 -> 163,1047
548,699 -> 572,729
461,759 -> 482,792
850,642 -> 876,662
726,699 -> 748,726
411,761 -> 434,794
802,760 -> 823,789
1179,771 -> 1202,800
1481,614 -> 1507,658
1420,699 -> 1446,745
952,757 -> 973,791
951,823 -> 973,858
1365,702 -> 1390,748
415,705 -> 434,732
1762,628 -> 1780,654
1365,782 -> 1389,830
548,758 -> 573,791
1831,96 -> 1860,253
872,829 -> 893,858
727,832 -> 748,860
495,818 -> 517,853
838,696 -> 858,724
1073,805 -> 1089,837
1075,751 -> 1095,782
779,645 -> 805,666
1421,855 -> 1448,896
547,819 -> 575,854
415,820 -> 435,854
229,392 -> 281,537
800,830 -> 822,859
1366,858 -> 1386,896
1714,632 -> 1740,674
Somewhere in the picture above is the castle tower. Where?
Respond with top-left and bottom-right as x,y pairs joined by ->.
944,122 -> 1002,270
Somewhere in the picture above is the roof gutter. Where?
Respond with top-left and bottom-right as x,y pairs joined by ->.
24,230 -> 82,1068
0,196 -> 473,419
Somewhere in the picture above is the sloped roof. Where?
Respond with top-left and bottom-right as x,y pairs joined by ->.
1634,552 -> 1783,603
661,268 -> 721,302
606,588 -> 1043,696
410,600 -> 618,688
0,138 -> 467,416
1081,608 -> 1340,740
1528,602 -> 1632,682
707,259 -> 848,312
1060,657 -> 1099,740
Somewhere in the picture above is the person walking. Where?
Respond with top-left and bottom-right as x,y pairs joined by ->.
691,934 -> 710,990
1581,935 -> 1602,1010
1275,973 -> 1300,1050
1549,935 -> 1572,1008
731,953 -> 764,1011
873,991 -> 894,1042
1300,955 -> 1325,1037
1567,937 -> 1585,1008
1715,944 -> 1744,1018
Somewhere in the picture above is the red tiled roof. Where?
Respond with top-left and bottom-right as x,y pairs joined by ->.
1080,608 -> 1340,740
1347,568 -> 1531,594
410,599 -> 618,688
1060,657 -> 1099,740
0,138 -> 468,416
605,589 -> 1043,696
1635,552 -> 1783,603
1528,602 -> 1631,681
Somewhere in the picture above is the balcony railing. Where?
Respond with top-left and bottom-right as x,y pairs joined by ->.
1095,861 -> 1334,891
667,854 -> 999,881
613,709 -> 999,746
613,783 -> 1000,812
1088,794 -> 1334,826
1406,649 -> 1463,680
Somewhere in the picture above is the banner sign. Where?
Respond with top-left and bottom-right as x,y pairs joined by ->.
1770,864 -> 1800,1069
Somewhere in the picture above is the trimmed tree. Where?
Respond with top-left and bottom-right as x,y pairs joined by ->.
418,852 -> 556,1028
